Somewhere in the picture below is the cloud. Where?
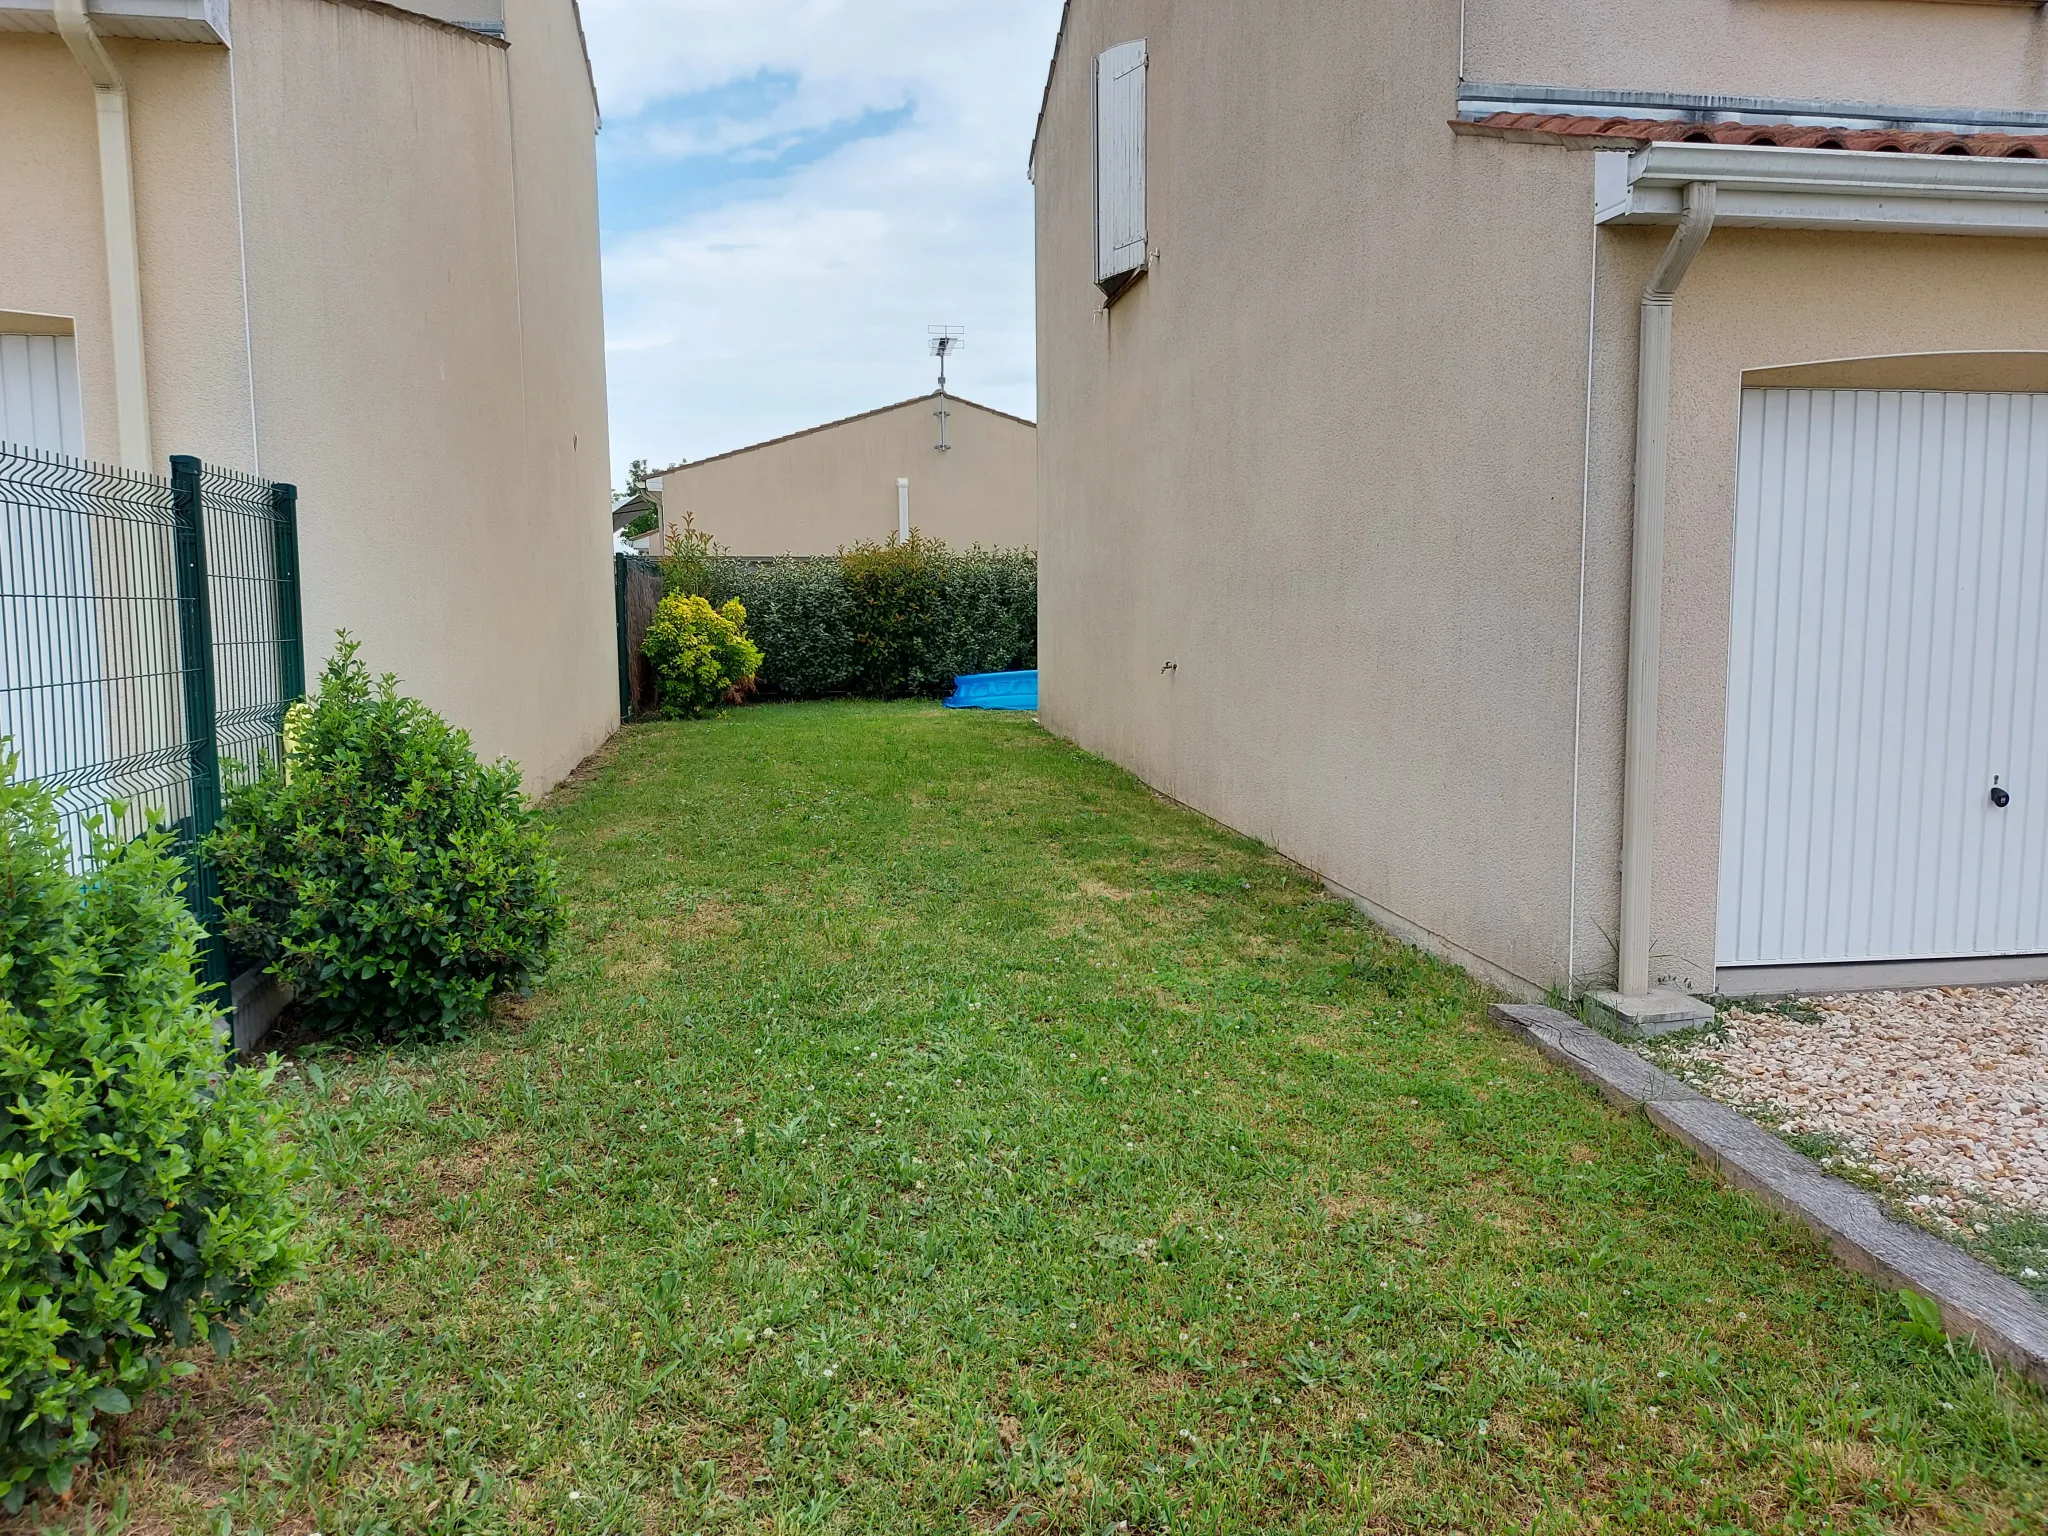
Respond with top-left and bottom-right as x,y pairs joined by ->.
582,0 -> 1066,481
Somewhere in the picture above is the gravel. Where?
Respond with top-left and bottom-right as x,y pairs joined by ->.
1662,986 -> 2048,1234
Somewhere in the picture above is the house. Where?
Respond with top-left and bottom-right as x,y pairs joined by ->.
612,490 -> 660,552
649,392 -> 1036,556
1032,1 -> 2048,1024
0,0 -> 617,792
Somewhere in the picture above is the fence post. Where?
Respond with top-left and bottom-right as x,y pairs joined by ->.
614,552 -> 630,722
169,454 -> 227,997
271,481 -> 305,703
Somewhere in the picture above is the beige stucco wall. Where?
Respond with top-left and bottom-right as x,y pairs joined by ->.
0,0 -> 615,793
0,32 -> 253,467
1466,0 -> 2048,113
657,395 -> 1037,556
1036,0 -> 2048,998
1038,0 -> 1594,997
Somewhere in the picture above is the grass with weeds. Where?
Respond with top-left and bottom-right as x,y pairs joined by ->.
26,702 -> 2048,1533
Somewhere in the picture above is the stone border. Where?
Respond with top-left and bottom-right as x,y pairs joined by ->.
1491,1001 -> 2048,1387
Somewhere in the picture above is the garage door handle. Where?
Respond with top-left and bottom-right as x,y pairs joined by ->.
1992,782 -> 2012,809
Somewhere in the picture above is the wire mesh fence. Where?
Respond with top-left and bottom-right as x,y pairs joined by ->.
0,441 -> 304,993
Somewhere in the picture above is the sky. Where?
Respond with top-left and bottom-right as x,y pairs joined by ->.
581,0 -> 1068,487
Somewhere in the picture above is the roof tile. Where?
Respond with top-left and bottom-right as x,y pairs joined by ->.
1456,111 -> 2048,158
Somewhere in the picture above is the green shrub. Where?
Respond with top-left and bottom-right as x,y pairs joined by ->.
934,546 -> 1037,678
205,637 -> 563,1044
705,558 -> 856,700
666,537 -> 1036,703
642,594 -> 764,719
841,531 -> 950,697
660,509 -> 720,600
0,749 -> 306,1510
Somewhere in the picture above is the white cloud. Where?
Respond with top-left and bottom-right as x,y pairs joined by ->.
582,0 -> 1065,479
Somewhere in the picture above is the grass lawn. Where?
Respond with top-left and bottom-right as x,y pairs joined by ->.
39,702 -> 2048,1534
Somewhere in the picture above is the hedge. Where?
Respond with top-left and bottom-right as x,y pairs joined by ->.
672,538 -> 1035,702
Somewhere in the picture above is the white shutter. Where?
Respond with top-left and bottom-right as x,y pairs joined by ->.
1095,39 -> 1147,288
0,334 -> 84,456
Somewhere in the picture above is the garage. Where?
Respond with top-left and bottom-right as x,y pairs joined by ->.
1718,386 -> 2048,976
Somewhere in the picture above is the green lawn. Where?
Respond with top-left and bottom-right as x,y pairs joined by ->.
49,702 -> 2048,1533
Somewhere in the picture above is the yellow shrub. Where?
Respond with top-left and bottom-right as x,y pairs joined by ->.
641,594 -> 764,719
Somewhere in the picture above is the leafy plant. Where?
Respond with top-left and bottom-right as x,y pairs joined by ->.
0,747 -> 307,1510
660,508 -> 721,602
709,559 -> 857,701
676,543 -> 1035,704
1895,1289 -> 1950,1349
205,636 -> 563,1044
840,531 -> 949,698
642,594 -> 764,719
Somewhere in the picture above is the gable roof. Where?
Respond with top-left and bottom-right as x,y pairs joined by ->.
1454,111 -> 2048,158
651,393 -> 1036,479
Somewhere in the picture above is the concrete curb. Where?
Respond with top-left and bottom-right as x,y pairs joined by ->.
1491,1001 -> 2048,1387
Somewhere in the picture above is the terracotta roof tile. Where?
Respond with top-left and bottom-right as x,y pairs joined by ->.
1454,111 -> 2048,158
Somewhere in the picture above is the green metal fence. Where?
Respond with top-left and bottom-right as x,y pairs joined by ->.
0,442 -> 305,994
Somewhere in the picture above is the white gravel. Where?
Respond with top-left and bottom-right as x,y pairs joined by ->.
1663,985 -> 2048,1228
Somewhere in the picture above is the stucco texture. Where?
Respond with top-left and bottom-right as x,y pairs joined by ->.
1036,0 -> 2048,999
1038,0 -> 1594,997
0,0 -> 615,792
1464,0 -> 2048,114
658,395 -> 1037,556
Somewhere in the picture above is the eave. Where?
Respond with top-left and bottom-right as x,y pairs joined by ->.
0,0 -> 228,44
1595,141 -> 2048,236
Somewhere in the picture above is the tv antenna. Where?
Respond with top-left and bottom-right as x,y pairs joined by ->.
929,326 -> 964,451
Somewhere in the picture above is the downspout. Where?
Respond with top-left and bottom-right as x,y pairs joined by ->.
1616,180 -> 1716,998
53,0 -> 152,472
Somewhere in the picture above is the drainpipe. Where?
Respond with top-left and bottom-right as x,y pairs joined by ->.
53,0 -> 152,472
1616,180 -> 1716,998
897,477 -> 910,542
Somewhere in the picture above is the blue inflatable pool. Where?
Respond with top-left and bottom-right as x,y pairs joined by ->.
944,670 -> 1038,711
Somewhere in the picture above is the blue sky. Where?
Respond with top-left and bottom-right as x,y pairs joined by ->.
581,0 -> 1068,486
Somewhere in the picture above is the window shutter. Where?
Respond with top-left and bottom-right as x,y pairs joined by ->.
1095,39 -> 1147,290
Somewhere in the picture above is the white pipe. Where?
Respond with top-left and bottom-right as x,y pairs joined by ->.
1616,179 -> 1716,998
54,0 -> 151,472
897,476 -> 910,542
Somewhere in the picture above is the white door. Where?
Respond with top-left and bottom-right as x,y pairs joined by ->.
1719,387 -> 2048,968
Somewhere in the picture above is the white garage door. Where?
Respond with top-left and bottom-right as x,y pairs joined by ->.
1719,387 -> 2048,968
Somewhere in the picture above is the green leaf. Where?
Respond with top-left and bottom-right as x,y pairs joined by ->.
88,1386 -> 131,1415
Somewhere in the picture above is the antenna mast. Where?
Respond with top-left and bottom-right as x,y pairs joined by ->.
929,326 -> 964,451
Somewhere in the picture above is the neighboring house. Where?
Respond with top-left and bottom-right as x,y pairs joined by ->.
0,0 -> 616,792
1033,1 -> 2048,1019
649,392 -> 1036,556
612,490 -> 660,553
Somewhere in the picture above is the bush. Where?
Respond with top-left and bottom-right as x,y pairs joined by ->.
933,546 -> 1037,679
642,594 -> 764,718
206,637 -> 563,1044
706,559 -> 856,700
840,532 -> 949,697
660,510 -> 719,601
0,749 -> 306,1509
663,537 -> 1037,703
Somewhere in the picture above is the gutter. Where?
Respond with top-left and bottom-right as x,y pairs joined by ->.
1616,181 -> 1715,1000
53,0 -> 151,471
